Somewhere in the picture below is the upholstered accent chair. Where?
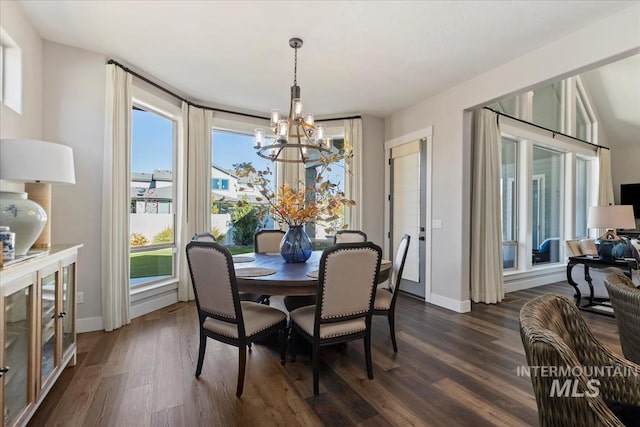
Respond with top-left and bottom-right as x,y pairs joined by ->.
520,294 -> 640,426
334,229 -> 367,244
185,240 -> 288,397
373,234 -> 410,352
605,272 -> 640,364
290,242 -> 382,395
254,229 -> 285,253
192,232 -> 262,303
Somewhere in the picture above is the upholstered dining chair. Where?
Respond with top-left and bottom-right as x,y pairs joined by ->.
289,242 -> 382,395
192,232 -> 263,303
254,229 -> 285,253
520,294 -> 640,426
334,229 -> 367,244
373,234 -> 410,352
605,272 -> 640,364
185,240 -> 288,397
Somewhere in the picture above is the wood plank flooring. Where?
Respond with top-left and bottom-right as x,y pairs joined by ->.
28,283 -> 622,426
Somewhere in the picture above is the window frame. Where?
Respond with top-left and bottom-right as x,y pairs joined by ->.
129,88 -> 181,291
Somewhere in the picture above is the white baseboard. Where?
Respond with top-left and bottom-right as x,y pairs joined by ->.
76,290 -> 179,333
504,267 -> 566,293
430,293 -> 471,313
130,290 -> 178,319
77,316 -> 103,333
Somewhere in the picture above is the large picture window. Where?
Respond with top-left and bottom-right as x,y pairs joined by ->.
129,106 -> 177,287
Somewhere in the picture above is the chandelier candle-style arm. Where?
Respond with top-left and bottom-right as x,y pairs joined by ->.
254,37 -> 334,164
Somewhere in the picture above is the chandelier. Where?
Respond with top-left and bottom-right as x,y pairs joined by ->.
253,38 -> 333,164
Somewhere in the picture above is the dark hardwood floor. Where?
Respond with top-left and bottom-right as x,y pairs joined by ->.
29,282 -> 622,426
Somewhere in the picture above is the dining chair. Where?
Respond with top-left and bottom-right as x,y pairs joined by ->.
289,241 -> 382,395
604,272 -> 640,364
334,229 -> 367,244
373,234 -> 410,352
520,294 -> 640,426
192,232 -> 262,303
185,240 -> 288,397
254,229 -> 285,253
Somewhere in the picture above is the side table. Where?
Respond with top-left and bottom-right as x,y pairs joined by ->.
566,255 -> 638,317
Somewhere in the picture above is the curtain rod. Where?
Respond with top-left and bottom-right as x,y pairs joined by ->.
107,59 -> 361,123
483,107 -> 609,151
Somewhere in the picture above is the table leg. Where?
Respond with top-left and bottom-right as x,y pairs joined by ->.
566,262 -> 582,306
583,265 -> 594,305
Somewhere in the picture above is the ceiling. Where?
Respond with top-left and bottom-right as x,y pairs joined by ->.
580,54 -> 640,148
17,1 -> 635,118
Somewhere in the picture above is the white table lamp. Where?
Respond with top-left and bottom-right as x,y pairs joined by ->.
0,139 -> 75,255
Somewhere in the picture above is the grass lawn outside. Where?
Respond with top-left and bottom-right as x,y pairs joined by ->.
130,246 -> 254,278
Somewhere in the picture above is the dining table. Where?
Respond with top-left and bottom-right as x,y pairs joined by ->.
232,251 -> 393,296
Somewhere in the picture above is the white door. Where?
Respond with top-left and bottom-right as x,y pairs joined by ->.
390,139 -> 426,298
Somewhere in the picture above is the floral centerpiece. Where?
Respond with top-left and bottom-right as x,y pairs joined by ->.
234,144 -> 354,262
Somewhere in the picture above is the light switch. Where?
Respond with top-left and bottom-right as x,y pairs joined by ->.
432,219 -> 443,229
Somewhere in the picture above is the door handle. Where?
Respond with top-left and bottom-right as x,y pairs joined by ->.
419,236 -> 425,241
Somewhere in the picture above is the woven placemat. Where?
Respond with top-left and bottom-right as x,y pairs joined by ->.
306,269 -> 319,279
235,267 -> 276,277
232,256 -> 254,263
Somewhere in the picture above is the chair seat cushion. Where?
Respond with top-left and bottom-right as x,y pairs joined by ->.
203,301 -> 286,339
374,287 -> 392,310
290,305 -> 366,339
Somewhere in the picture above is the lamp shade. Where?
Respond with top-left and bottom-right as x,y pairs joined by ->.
587,205 -> 636,230
0,139 -> 75,184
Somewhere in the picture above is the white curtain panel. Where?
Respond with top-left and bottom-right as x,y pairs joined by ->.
595,147 -> 615,237
471,109 -> 504,304
177,103 -> 213,301
344,118 -> 363,230
101,64 -> 132,331
597,147 -> 614,206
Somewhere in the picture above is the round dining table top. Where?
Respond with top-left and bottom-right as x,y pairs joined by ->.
233,251 -> 392,296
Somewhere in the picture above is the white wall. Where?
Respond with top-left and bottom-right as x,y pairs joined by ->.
361,115 -> 386,248
42,41 -> 106,324
0,0 -> 42,140
385,5 -> 640,311
611,144 -> 640,206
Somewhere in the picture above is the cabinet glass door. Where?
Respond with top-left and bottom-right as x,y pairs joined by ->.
40,271 -> 58,385
61,263 -> 75,356
4,286 -> 32,426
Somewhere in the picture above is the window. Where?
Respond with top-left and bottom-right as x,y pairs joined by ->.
211,129 -> 277,250
129,106 -> 177,287
575,157 -> 591,238
531,146 -> 563,265
501,137 -> 518,270
0,27 -> 22,113
532,82 -> 562,133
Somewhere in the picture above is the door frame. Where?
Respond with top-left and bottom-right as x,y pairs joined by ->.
384,126 -> 433,302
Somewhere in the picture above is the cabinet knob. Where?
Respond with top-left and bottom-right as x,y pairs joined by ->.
0,366 -> 9,377
58,311 -> 67,318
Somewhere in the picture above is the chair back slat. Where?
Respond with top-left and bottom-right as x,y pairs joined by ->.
186,242 -> 237,320
334,230 -> 367,244
318,243 -> 381,320
254,230 -> 285,253
390,234 -> 410,294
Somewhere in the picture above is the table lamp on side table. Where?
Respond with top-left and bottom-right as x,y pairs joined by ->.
587,205 -> 636,260
0,139 -> 76,256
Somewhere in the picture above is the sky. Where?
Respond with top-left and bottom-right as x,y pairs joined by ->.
131,109 -> 271,174
131,108 -> 345,187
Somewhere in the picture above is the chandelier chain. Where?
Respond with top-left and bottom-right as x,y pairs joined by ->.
293,44 -> 298,86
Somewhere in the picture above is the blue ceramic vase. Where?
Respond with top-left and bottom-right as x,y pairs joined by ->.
280,225 -> 312,263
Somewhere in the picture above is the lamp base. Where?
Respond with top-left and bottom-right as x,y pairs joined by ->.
0,191 -> 48,256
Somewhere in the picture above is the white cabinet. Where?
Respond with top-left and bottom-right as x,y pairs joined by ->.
0,244 -> 81,427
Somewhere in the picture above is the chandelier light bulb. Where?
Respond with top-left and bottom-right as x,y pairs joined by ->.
293,98 -> 303,118
315,124 -> 325,143
254,128 -> 265,148
270,109 -> 281,127
304,113 -> 314,125
324,136 -> 333,150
